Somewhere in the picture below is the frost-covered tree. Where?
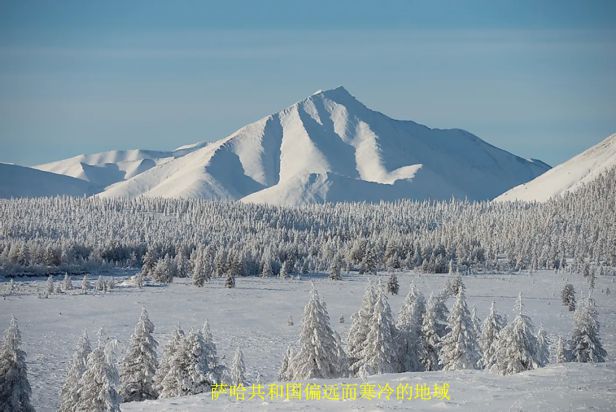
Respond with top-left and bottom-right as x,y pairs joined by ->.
387,273 -> 399,295
77,331 -> 121,411
160,329 -> 217,397
420,293 -> 444,371
536,327 -> 550,367
229,347 -> 246,386
191,246 -> 210,287
361,285 -> 398,375
439,289 -> 481,370
287,284 -> 347,379
224,272 -> 235,288
96,275 -> 104,291
59,331 -> 92,412
81,274 -> 90,293
47,275 -> 55,294
347,281 -> 376,375
0,316 -> 34,412
278,346 -> 293,381
135,271 -> 144,289
154,326 -> 184,395
561,284 -> 576,311
62,274 -> 73,291
490,293 -> 541,375
555,336 -> 569,363
570,296 -> 607,363
120,308 -> 159,402
479,301 -> 505,369
329,254 -> 342,280
151,255 -> 175,284
260,259 -> 273,278
470,306 -> 482,337
279,261 -> 289,279
201,320 -> 224,384
396,282 -> 425,372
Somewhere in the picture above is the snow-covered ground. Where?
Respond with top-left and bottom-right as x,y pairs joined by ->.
1,270 -> 615,411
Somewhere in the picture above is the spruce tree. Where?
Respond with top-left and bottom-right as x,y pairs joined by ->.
396,282 -> 425,372
47,275 -> 55,294
329,254 -> 342,280
119,308 -> 159,402
225,272 -> 235,288
279,261 -> 289,279
77,332 -> 121,411
561,284 -> 576,311
536,327 -> 550,367
479,301 -> 505,369
387,273 -> 399,295
59,331 -> 92,412
63,273 -> 73,291
570,296 -> 607,363
230,347 -> 247,386
287,284 -> 346,379
555,336 -> 569,363
201,320 -> 224,384
347,281 -> 376,375
154,326 -> 184,395
420,293 -> 444,371
361,285 -> 398,375
0,316 -> 34,412
439,289 -> 481,370
81,274 -> 90,294
490,293 -> 541,375
278,346 -> 293,381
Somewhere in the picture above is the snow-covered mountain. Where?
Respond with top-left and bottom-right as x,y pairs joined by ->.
35,143 -> 209,189
99,87 -> 549,205
495,133 -> 616,203
0,163 -> 96,198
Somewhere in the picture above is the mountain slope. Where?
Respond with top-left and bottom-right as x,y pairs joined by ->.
495,133 -> 616,202
35,143 -> 209,189
98,87 -> 548,205
0,163 -> 96,198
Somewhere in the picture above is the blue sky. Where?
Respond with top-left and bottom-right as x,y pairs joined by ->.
1,0 -> 615,166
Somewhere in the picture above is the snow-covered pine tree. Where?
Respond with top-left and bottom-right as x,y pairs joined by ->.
191,247 -> 210,287
0,316 -> 34,412
260,259 -> 273,278
81,274 -> 90,294
471,306 -> 482,337
439,289 -> 481,370
329,254 -> 342,280
561,284 -> 576,311
536,327 -> 550,367
490,293 -> 541,375
154,326 -> 184,395
420,293 -> 445,371
225,271 -> 235,288
47,275 -> 55,294
77,331 -> 121,411
287,284 -> 346,379
555,336 -> 569,363
63,273 -> 73,291
361,284 -> 398,375
570,296 -> 607,363
347,281 -> 376,375
119,308 -> 159,402
96,275 -> 104,291
230,347 -> 246,386
201,320 -> 224,384
59,330 -> 92,412
160,329 -> 214,397
387,273 -> 399,295
396,282 -> 425,372
278,346 -> 293,381
279,261 -> 289,279
479,301 -> 505,369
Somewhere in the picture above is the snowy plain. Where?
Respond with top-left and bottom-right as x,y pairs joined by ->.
1,270 -> 615,411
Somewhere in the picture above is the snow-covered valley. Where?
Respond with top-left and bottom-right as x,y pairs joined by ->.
2,270 -> 615,411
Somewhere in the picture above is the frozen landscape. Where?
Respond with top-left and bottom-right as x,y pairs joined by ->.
2,270 -> 615,411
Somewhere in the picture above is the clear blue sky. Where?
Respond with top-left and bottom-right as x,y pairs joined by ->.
1,0 -> 615,166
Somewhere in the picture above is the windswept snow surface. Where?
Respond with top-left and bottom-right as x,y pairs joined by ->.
1,270 -> 615,411
495,133 -> 616,203
0,163 -> 96,198
98,87 -> 549,205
